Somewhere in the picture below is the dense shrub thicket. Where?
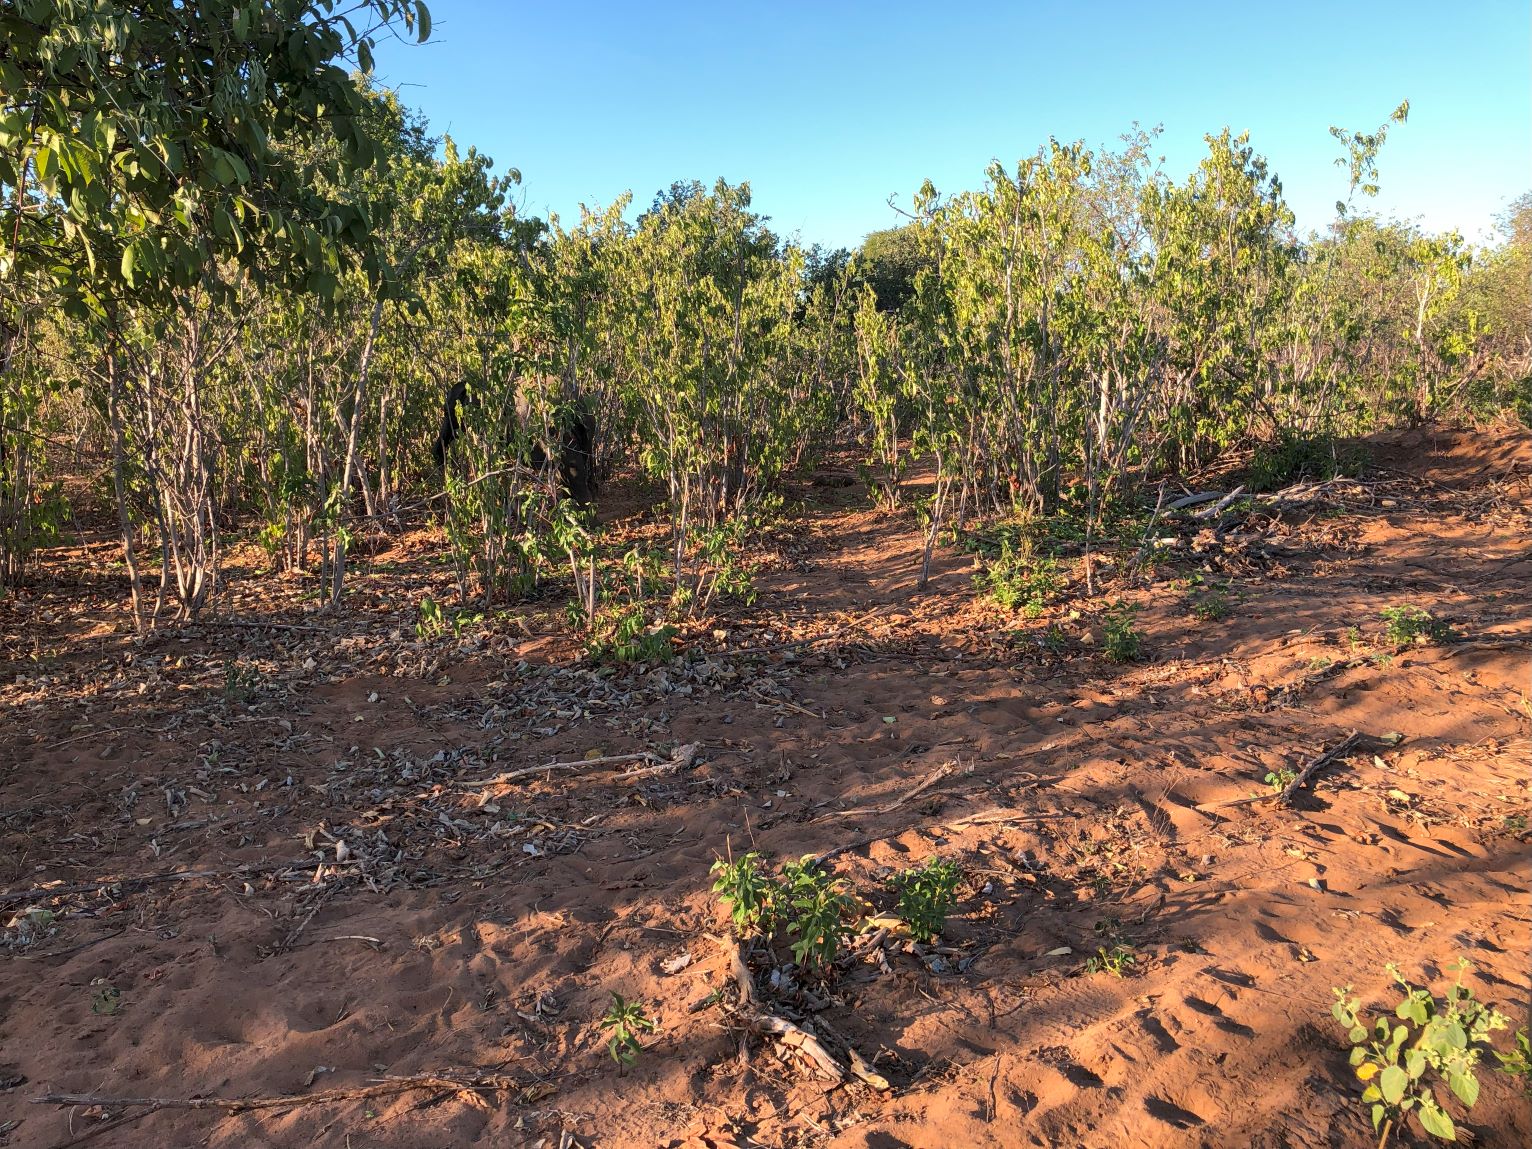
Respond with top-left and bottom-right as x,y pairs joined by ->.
2,8 -> 1527,629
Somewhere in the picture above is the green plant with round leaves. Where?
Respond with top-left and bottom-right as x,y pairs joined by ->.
1084,944 -> 1136,977
1331,959 -> 1510,1146
1264,767 -> 1297,793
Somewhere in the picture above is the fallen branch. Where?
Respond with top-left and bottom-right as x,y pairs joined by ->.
747,686 -> 824,719
457,752 -> 656,789
1167,490 -> 1225,510
1192,484 -> 1247,520
195,619 -> 331,634
750,1014 -> 846,1081
1436,633 -> 1532,653
710,937 -> 845,1084
820,761 -> 954,821
616,742 -> 702,783
32,1072 -> 524,1117
6,928 -> 125,962
0,858 -> 312,909
1276,730 -> 1364,804
942,809 -> 1072,828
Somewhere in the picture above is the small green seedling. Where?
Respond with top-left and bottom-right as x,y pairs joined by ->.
1264,767 -> 1297,793
1188,582 -> 1231,621
1101,602 -> 1143,663
1084,944 -> 1136,977
710,851 -> 779,937
416,595 -> 481,639
599,992 -> 657,1069
416,595 -> 447,638
889,857 -> 963,944
1495,1028 -> 1532,1096
1332,959 -> 1509,1145
90,979 -> 121,1015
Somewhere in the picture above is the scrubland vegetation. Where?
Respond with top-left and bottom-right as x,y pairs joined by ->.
2,6 -> 1528,1149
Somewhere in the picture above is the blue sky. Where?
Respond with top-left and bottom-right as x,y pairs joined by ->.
374,1 -> 1530,250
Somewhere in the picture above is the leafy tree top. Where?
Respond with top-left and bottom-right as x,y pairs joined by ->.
0,0 -> 430,314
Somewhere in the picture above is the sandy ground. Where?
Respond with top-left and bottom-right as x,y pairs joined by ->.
1,425 -> 1529,1149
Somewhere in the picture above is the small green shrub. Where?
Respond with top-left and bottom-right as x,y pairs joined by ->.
416,595 -> 482,639
1332,959 -> 1510,1144
976,542 -> 1062,618
416,594 -> 448,637
1188,585 -> 1230,621
1249,432 -> 1365,492
695,520 -> 758,607
710,851 -> 779,937
1101,602 -> 1143,662
1379,605 -> 1453,646
585,603 -> 677,664
599,992 -> 657,1068
222,659 -> 262,704
779,856 -> 855,974
888,857 -> 962,944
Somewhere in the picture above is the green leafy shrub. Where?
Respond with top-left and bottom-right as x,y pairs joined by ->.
585,603 -> 677,664
598,992 -> 657,1068
1101,601 -> 1143,662
888,857 -> 963,944
1331,959 -> 1510,1144
695,520 -> 758,608
1379,605 -> 1453,646
222,659 -> 262,705
710,851 -> 779,937
975,541 -> 1062,618
1248,432 -> 1365,492
779,856 -> 855,974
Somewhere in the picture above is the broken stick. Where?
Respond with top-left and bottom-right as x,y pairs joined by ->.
32,1072 -> 524,1115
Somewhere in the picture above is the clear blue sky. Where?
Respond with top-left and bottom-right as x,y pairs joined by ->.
374,1 -> 1530,250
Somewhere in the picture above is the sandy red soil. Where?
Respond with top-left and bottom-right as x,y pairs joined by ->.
1,426 -> 1529,1149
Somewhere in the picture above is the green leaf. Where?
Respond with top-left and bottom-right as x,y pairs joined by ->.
1417,1103 -> 1454,1140
33,145 -> 54,182
120,242 -> 137,287
1379,1065 -> 1407,1104
416,2 -> 432,41
1448,1070 -> 1479,1108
